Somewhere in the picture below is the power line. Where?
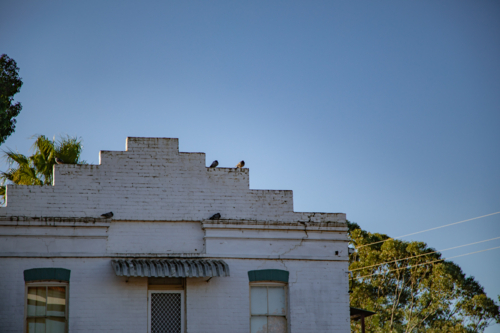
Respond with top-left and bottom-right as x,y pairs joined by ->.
355,211 -> 500,249
355,245 -> 500,279
349,236 -> 500,272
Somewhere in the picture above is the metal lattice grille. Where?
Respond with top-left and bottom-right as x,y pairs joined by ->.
151,293 -> 182,333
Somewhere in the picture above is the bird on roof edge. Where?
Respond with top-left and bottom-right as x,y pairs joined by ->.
236,160 -> 245,168
209,160 -> 219,168
209,213 -> 221,220
55,157 -> 65,164
101,212 -> 114,219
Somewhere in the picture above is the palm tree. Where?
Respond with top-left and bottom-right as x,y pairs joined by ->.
0,135 -> 84,202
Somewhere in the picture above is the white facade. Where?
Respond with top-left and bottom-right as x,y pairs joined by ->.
0,137 -> 350,333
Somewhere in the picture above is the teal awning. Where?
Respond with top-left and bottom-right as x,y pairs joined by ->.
24,268 -> 71,282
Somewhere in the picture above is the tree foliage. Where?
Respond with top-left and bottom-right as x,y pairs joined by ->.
0,54 -> 23,145
0,135 -> 84,201
348,221 -> 500,333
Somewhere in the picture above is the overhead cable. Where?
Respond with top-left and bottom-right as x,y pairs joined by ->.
355,211 -> 500,249
349,236 -> 500,272
355,245 -> 500,279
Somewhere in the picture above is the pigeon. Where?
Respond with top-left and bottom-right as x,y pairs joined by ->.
236,160 -> 245,168
55,157 -> 65,164
209,160 -> 219,168
209,213 -> 221,220
101,212 -> 114,219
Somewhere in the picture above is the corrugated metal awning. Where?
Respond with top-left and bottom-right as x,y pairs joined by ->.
111,259 -> 230,278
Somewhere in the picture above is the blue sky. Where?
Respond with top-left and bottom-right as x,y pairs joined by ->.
1,1 -> 499,330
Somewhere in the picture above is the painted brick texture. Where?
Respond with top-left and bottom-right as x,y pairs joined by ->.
0,258 -> 349,333
186,259 -> 350,333
0,259 -> 147,333
0,136 -> 350,333
0,137 -> 345,223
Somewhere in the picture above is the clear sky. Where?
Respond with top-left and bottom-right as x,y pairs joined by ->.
1,1 -> 499,330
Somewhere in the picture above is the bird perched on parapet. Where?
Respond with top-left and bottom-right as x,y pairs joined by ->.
101,212 -> 114,219
55,157 -> 65,164
209,213 -> 221,220
236,160 -> 245,168
209,160 -> 219,168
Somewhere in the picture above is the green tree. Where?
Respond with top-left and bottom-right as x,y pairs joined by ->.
348,221 -> 500,333
0,135 -> 84,201
0,54 -> 23,145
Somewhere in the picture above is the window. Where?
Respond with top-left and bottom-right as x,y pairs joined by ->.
250,283 -> 287,333
248,269 -> 289,333
148,290 -> 185,333
25,283 -> 68,333
24,268 -> 71,333
148,277 -> 185,333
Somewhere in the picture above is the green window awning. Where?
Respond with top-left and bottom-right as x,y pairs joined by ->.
24,268 -> 71,282
248,269 -> 289,283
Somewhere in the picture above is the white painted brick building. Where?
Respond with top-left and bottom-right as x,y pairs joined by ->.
0,137 -> 350,333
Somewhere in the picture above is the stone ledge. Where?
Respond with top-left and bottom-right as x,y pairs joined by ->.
0,252 -> 349,261
0,216 -> 111,226
202,219 -> 347,229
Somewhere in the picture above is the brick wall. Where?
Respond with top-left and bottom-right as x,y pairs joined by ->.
0,258 -> 349,333
1,137 -> 345,223
0,136 -> 349,332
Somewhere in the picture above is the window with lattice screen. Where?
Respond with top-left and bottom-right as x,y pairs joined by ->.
148,291 -> 184,333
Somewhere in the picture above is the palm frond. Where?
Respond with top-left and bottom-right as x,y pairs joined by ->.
2,164 -> 42,186
1,134 -> 84,192
0,185 -> 5,205
3,149 -> 30,167
56,135 -> 83,164
0,149 -> 42,185
30,135 -> 56,184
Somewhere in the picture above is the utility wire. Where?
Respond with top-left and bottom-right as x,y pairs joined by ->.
349,236 -> 500,272
355,246 -> 500,279
355,211 -> 500,249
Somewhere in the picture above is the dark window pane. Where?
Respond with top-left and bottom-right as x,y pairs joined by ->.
46,317 -> 66,333
47,287 -> 66,317
27,287 -> 46,317
27,317 -> 45,333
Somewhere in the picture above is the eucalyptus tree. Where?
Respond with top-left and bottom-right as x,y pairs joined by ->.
348,221 -> 500,333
